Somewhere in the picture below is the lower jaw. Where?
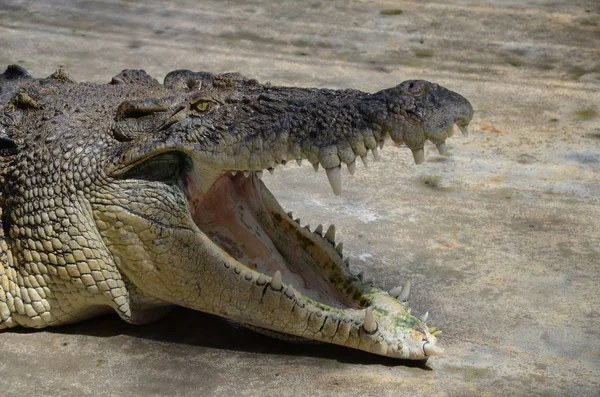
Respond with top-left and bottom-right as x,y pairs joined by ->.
181,171 -> 438,360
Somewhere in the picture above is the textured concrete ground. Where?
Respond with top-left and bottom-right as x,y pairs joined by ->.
1,0 -> 599,396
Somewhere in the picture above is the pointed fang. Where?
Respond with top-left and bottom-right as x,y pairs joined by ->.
255,171 -> 263,179
398,281 -> 411,302
335,242 -> 343,256
271,270 -> 283,290
285,284 -> 296,298
313,224 -> 323,236
389,285 -> 403,298
432,330 -> 443,336
436,142 -> 448,155
231,170 -> 238,176
360,155 -> 369,168
347,160 -> 356,175
312,162 -> 319,172
412,148 -> 425,165
296,159 -> 302,166
372,147 -> 380,161
420,311 -> 429,322
344,257 -> 350,267
423,343 -> 444,356
325,224 -> 336,244
379,140 -> 385,150
458,124 -> 469,136
363,307 -> 377,333
287,211 -> 293,218
243,170 -> 250,178
268,167 -> 275,175
326,166 -> 342,195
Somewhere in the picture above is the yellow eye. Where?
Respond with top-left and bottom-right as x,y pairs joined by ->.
193,101 -> 210,112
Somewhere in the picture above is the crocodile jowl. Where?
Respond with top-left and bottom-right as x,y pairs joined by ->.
0,65 -> 473,360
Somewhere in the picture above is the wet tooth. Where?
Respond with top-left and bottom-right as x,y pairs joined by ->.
432,330 -> 443,336
360,155 -> 369,168
312,162 -> 320,172
372,147 -> 380,161
398,281 -> 411,302
420,311 -> 429,322
458,124 -> 469,135
295,218 -> 301,224
296,159 -> 302,166
231,170 -> 238,176
268,167 -> 275,175
389,286 -> 403,298
423,343 -> 444,356
436,142 -> 448,155
304,224 -> 311,231
363,307 -> 377,333
271,270 -> 283,290
448,125 -> 455,137
287,211 -> 293,218
412,148 -> 425,165
285,284 -> 296,298
326,166 -> 342,195
325,225 -> 336,244
335,242 -> 343,255
347,160 -> 356,175
243,170 -> 250,178
379,140 -> 385,150
429,327 -> 437,333
314,224 -> 323,235
255,171 -> 263,179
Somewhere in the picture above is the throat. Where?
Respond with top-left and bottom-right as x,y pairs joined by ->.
184,172 -> 357,309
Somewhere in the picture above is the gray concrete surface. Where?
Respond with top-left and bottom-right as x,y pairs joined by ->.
1,0 -> 599,396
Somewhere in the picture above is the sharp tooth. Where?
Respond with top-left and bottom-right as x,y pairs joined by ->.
423,343 -> 444,356
356,270 -> 364,280
432,330 -> 442,336
304,224 -> 311,231
231,170 -> 238,176
287,211 -> 293,218
363,307 -> 377,333
398,281 -> 411,302
379,140 -> 385,150
344,257 -> 350,267
268,167 -> 275,175
335,242 -> 343,255
407,308 -> 412,314
389,285 -> 403,298
448,125 -> 455,137
294,218 -> 301,224
312,162 -> 319,172
372,147 -> 380,161
325,166 -> 342,195
285,284 -> 296,298
314,224 -> 323,235
420,311 -> 429,322
347,160 -> 356,175
457,124 -> 469,135
256,274 -> 267,285
255,171 -> 263,179
411,148 -> 425,164
360,155 -> 369,168
243,170 -> 250,177
271,270 -> 283,290
436,142 -> 448,155
325,224 -> 336,244
296,159 -> 302,166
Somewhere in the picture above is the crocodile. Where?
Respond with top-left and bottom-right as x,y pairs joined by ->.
0,64 -> 473,360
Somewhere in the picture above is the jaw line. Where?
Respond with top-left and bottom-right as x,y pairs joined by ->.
179,165 -> 440,360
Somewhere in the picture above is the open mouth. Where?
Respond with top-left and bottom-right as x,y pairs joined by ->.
177,152 -> 445,360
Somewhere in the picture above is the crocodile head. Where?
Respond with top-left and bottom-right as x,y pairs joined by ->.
0,66 -> 473,361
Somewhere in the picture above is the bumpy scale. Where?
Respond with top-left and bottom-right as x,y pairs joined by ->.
0,65 -> 473,360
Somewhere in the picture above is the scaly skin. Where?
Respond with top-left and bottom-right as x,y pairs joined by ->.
0,65 -> 473,360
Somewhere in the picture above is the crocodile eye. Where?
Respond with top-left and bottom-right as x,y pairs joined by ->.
193,100 -> 211,112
